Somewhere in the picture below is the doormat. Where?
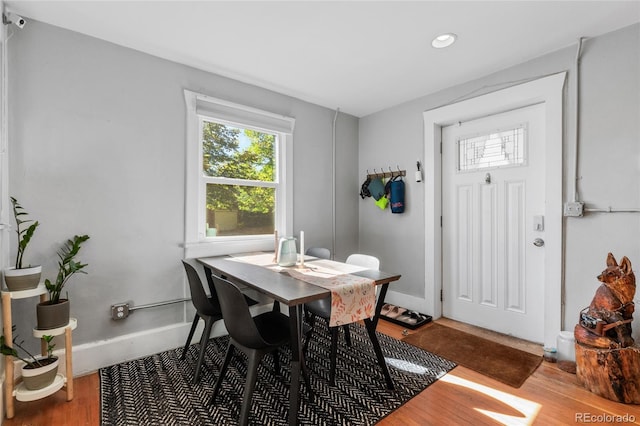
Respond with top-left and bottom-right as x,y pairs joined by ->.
403,322 -> 542,388
100,323 -> 456,425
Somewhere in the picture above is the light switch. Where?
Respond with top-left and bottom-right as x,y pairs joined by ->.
534,215 -> 544,232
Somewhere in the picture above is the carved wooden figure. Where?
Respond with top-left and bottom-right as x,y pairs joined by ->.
575,253 -> 635,349
574,253 -> 639,404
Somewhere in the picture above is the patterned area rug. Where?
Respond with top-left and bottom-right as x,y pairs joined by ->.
100,322 -> 456,425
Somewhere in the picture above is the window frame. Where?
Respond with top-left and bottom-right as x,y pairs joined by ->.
183,90 -> 294,258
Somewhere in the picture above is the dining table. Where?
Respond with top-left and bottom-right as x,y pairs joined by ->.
196,252 -> 401,426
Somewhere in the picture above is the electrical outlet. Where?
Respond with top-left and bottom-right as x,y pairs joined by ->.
564,201 -> 584,217
111,303 -> 130,320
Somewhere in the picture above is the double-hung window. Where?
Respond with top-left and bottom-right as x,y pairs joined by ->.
184,90 -> 294,258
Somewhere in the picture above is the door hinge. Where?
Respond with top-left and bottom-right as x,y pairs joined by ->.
440,289 -> 443,302
440,216 -> 443,227
440,142 -> 442,154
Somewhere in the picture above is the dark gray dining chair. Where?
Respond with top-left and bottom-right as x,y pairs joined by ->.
180,260 -> 258,384
303,253 -> 379,386
209,274 -> 308,426
305,247 -> 330,260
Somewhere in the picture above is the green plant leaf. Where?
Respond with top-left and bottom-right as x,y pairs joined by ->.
44,235 -> 90,304
11,197 -> 39,269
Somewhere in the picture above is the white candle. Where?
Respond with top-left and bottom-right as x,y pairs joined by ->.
273,229 -> 278,263
300,230 -> 305,266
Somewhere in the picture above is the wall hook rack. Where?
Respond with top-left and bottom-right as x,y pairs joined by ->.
366,166 -> 406,180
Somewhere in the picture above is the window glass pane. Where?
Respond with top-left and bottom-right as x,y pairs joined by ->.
205,183 -> 275,237
457,126 -> 525,172
202,121 -> 276,182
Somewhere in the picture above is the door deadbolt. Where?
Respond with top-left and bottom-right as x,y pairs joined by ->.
533,238 -> 545,247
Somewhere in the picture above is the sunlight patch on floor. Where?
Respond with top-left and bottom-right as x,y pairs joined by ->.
440,374 -> 541,425
385,357 -> 433,375
384,357 -> 451,379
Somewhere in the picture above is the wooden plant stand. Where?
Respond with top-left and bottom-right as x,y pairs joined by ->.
2,284 -> 75,419
575,342 -> 640,404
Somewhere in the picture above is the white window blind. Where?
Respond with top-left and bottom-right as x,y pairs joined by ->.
193,92 -> 295,135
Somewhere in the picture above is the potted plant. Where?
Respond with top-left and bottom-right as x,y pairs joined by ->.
3,197 -> 41,291
36,235 -> 90,330
0,327 -> 58,390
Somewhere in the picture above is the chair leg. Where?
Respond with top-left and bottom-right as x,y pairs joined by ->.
239,351 -> 264,426
329,326 -> 339,386
181,314 -> 200,360
301,351 -> 313,403
302,312 -> 316,355
303,305 -> 312,323
272,349 -> 280,375
194,316 -> 214,384
342,324 -> 352,347
210,344 -> 234,404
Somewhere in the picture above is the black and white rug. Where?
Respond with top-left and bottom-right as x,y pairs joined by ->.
100,322 -> 456,425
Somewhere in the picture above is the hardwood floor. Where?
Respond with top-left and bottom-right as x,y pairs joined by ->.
4,372 -> 100,426
377,319 -> 640,425
5,319 -> 640,425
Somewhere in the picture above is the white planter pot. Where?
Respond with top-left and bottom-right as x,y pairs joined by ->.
3,265 -> 42,291
21,356 -> 59,390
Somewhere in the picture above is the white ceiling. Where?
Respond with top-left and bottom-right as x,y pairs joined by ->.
5,1 -> 640,117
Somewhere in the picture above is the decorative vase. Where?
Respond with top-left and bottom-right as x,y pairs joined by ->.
22,356 -> 58,390
277,237 -> 297,266
36,299 -> 70,330
3,266 -> 41,291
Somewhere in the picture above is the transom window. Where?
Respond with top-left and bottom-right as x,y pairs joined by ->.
457,124 -> 526,172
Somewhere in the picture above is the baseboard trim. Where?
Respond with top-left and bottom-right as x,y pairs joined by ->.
71,303 -> 273,376
44,293 -> 424,377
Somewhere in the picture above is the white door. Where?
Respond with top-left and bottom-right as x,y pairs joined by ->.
442,103 -> 545,343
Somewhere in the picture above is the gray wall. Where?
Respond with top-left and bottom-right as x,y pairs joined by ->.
359,24 -> 640,334
7,20 -> 359,345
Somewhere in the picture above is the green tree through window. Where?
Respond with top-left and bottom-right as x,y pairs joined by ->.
202,121 -> 276,236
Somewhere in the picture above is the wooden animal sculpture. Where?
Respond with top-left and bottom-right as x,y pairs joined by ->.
575,253 -> 636,349
574,253 -> 640,404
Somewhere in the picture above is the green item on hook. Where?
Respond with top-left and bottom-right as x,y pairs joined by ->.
375,196 -> 389,210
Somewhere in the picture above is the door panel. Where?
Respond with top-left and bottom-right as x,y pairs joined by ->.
479,183 -> 497,308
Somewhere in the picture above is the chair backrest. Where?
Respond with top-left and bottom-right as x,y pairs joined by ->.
182,261 -> 221,316
346,253 -> 380,270
210,274 -> 267,349
305,247 -> 331,260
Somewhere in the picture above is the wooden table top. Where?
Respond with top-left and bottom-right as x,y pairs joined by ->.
196,255 -> 401,307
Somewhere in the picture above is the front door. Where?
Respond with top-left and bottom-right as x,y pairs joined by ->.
442,103 -> 545,343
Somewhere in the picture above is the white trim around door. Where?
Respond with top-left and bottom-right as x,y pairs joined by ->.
423,72 -> 566,348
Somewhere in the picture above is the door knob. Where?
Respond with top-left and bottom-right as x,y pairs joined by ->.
533,238 -> 545,247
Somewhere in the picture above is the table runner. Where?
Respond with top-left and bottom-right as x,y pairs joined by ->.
229,253 -> 376,326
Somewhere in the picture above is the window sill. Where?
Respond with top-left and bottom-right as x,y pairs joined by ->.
183,235 -> 275,259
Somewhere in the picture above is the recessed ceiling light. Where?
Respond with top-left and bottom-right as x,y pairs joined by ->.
432,33 -> 457,49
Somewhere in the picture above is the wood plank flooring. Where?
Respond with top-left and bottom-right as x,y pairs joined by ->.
5,319 -> 640,425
